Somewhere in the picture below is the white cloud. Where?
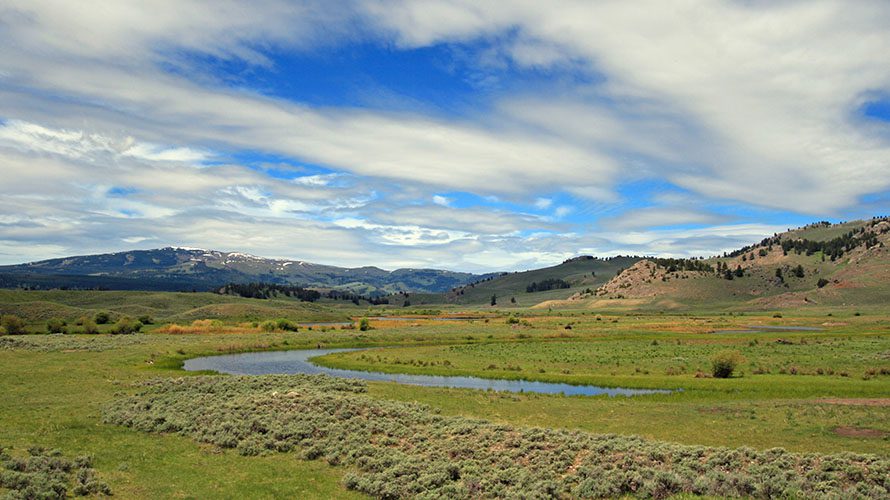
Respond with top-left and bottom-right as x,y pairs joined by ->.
292,173 -> 341,186
332,217 -> 473,246
553,206 -> 573,218
365,0 -> 890,213
369,204 -> 556,234
600,207 -> 730,230
1,0 -> 889,271
121,236 -> 153,244
6,1 -> 888,213
0,120 -> 210,164
534,198 -> 552,209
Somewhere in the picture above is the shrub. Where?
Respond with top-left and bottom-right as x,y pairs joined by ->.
79,317 -> 99,334
817,278 -> 829,288
259,318 -> 299,332
110,317 -> 142,335
103,374 -> 890,500
711,350 -> 746,378
137,315 -> 154,325
94,312 -> 111,325
191,319 -> 224,331
0,315 -> 27,335
158,324 -> 189,335
359,318 -> 371,331
46,318 -> 67,334
0,445 -> 111,498
275,318 -> 299,332
506,316 -> 520,325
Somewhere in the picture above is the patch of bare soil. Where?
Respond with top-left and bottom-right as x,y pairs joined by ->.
833,426 -> 887,438
815,398 -> 890,407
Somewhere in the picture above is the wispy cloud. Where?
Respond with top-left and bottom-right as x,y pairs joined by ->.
1,1 -> 888,270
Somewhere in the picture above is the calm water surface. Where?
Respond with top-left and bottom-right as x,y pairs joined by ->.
183,348 -> 672,397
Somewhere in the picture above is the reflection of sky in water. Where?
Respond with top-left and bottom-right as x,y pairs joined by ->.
184,349 -> 673,397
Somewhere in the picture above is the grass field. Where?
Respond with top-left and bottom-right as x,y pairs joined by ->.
0,289 -> 349,329
1,296 -> 889,497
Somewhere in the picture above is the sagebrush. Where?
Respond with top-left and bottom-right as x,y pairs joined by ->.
104,374 -> 889,499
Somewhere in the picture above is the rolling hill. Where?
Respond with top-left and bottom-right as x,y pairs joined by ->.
403,217 -> 890,310
403,256 -> 641,307
0,248 -> 497,294
563,217 -> 890,311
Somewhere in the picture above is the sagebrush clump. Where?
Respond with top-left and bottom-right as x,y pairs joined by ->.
46,318 -> 68,334
0,314 -> 27,335
711,350 -> 746,378
104,374 -> 889,499
259,318 -> 300,332
0,444 -> 110,498
110,317 -> 141,335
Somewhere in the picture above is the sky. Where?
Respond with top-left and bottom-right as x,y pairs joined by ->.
1,1 -> 890,272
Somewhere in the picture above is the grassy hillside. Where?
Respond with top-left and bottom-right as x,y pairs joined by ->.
409,218 -> 890,311
575,218 -> 890,311
406,256 -> 640,307
0,289 -> 350,328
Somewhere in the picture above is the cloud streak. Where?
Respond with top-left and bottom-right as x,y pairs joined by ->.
1,1 -> 888,270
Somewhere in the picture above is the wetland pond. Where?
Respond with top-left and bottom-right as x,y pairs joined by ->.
183,348 -> 672,397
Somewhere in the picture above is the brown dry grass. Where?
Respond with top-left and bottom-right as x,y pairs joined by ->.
156,319 -> 256,335
814,398 -> 890,407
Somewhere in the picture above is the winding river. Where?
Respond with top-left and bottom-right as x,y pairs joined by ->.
183,348 -> 672,397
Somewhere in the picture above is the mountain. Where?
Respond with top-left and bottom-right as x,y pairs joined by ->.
0,248 -> 497,294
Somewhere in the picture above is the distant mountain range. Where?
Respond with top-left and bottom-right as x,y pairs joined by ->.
0,247 -> 499,294
3,217 -> 889,309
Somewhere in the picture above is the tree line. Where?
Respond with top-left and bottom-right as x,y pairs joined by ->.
218,282 -> 392,304
650,257 -> 714,273
526,278 -> 571,293
218,282 -> 321,301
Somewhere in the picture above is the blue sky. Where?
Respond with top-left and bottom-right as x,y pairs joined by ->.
1,1 -> 889,271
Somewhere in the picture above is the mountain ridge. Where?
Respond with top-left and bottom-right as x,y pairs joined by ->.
2,217 -> 888,307
0,247 -> 499,294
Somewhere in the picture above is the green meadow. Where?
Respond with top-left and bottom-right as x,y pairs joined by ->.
1,292 -> 889,497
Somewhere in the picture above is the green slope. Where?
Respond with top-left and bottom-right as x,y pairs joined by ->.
406,256 -> 640,307
0,289 -> 349,327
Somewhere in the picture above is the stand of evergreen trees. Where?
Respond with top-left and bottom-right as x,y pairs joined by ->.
728,218 -> 887,260
651,257 -> 714,273
779,228 -> 882,261
218,282 -> 321,301
526,278 -> 571,293
219,283 -> 391,304
325,290 -> 390,305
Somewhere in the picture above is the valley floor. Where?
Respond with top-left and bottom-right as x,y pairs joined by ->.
1,310 -> 888,497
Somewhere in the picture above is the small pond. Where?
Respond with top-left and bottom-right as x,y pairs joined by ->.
183,348 -> 672,397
